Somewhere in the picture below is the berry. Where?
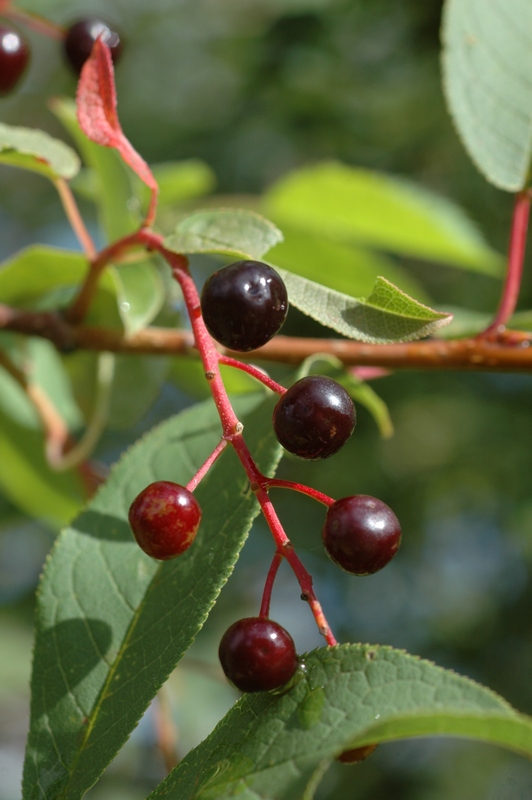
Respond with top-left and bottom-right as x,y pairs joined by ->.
272,375 -> 356,460
0,26 -> 30,96
337,744 -> 378,764
218,617 -> 298,692
64,18 -> 123,75
322,495 -> 401,575
201,260 -> 288,351
128,481 -> 201,560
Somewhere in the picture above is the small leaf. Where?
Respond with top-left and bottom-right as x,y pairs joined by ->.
76,39 -> 157,195
52,97 -> 141,241
275,268 -> 453,343
164,208 -> 283,259
23,393 -> 282,800
0,122 -> 80,181
442,0 -> 532,191
148,644 -> 532,800
263,162 -> 502,274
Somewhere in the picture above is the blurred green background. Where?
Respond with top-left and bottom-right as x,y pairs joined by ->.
1,1 -> 532,799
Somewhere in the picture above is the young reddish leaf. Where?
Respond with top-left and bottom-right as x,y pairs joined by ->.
76,38 -> 158,222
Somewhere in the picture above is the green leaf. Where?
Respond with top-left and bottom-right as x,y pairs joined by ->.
268,227 -> 432,303
0,409 -> 84,529
108,355 -> 170,429
23,393 -> 282,800
164,209 -> 283,259
152,160 -> 216,207
442,0 -> 532,191
0,338 -> 83,431
263,162 -> 502,275
0,122 -> 80,181
275,268 -> 453,343
112,258 -> 166,334
148,644 -> 532,800
0,246 -> 121,328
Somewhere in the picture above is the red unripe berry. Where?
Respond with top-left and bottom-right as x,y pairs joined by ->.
218,617 -> 298,692
0,26 -> 30,96
64,18 -> 123,75
128,481 -> 201,560
323,495 -> 401,575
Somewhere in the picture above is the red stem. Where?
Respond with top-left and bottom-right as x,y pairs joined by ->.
265,479 -> 334,507
218,355 -> 286,395
186,439 -> 228,493
259,551 -> 283,618
135,230 -> 338,645
482,190 -> 531,337
232,435 -> 338,646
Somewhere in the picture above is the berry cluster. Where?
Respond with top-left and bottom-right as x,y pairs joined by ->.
128,259 -> 402,699
0,15 -> 122,97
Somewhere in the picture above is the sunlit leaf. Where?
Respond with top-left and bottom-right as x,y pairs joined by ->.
275,268 -> 453,343
23,393 -> 282,800
442,0 -> 532,191
149,644 -> 532,800
263,162 -> 502,274
164,209 -> 283,259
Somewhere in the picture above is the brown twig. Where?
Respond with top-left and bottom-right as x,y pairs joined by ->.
1,305 -> 532,372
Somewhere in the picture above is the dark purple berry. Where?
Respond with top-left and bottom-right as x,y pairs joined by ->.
0,26 -> 30,96
201,260 -> 288,351
218,617 -> 298,692
64,18 -> 123,75
128,481 -> 201,560
272,375 -> 356,460
323,495 -> 401,575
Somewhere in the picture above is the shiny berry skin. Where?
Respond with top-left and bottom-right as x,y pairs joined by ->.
64,18 -> 123,74
0,26 -> 30,96
218,617 -> 298,692
323,495 -> 401,575
201,260 -> 288,351
272,375 -> 356,460
128,481 -> 201,560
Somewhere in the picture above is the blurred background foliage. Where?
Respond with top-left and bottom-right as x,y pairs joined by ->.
1,1 -> 532,798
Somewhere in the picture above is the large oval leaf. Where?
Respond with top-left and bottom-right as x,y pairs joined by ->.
263,162 -> 501,274
442,0 -> 532,191
164,209 -> 283,260
22,393 -> 282,800
149,644 -> 532,800
275,268 -> 452,343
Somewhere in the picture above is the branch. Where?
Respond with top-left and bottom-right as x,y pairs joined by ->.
1,305 -> 532,372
